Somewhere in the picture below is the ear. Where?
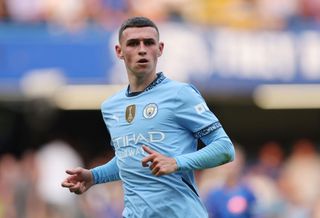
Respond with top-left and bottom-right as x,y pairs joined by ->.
157,42 -> 164,57
115,45 -> 124,59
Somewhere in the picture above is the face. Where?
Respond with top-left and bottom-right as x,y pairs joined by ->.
115,27 -> 164,78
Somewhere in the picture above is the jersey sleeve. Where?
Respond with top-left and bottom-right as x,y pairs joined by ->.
175,84 -> 221,137
175,127 -> 235,171
91,156 -> 121,184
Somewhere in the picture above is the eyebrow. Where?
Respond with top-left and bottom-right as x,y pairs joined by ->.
126,38 -> 156,44
126,38 -> 155,42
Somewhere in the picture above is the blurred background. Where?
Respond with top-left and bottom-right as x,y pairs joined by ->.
0,0 -> 320,217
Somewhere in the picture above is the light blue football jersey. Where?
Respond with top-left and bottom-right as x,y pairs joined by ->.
100,73 -> 223,218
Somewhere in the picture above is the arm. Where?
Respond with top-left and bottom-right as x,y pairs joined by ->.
173,85 -> 234,170
175,127 -> 235,171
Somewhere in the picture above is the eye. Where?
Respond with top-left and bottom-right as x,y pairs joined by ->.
144,39 -> 155,46
127,40 -> 139,47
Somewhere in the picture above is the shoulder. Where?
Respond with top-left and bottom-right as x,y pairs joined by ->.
101,87 -> 126,109
172,81 -> 203,102
163,77 -> 201,96
161,79 -> 205,109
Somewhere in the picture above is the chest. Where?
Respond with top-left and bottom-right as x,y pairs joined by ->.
104,97 -> 175,138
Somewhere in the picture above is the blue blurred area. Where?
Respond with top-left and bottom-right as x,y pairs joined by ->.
0,23 -> 114,84
1,22 -> 320,93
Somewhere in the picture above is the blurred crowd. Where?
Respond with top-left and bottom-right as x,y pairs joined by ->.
0,138 -> 319,218
0,0 -> 319,31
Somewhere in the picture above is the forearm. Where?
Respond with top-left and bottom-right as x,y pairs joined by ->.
91,156 -> 121,184
175,128 -> 235,171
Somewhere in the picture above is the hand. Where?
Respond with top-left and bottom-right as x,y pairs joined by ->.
61,167 -> 94,195
141,145 -> 178,176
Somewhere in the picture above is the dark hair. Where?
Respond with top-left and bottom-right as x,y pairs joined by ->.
118,17 -> 159,42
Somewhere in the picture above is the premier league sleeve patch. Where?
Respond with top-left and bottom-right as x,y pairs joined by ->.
194,102 -> 209,114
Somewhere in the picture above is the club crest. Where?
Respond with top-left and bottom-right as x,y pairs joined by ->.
125,104 -> 136,123
143,103 -> 158,119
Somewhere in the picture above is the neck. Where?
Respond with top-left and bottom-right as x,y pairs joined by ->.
128,72 -> 157,93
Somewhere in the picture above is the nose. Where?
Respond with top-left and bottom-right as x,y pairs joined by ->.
138,41 -> 147,55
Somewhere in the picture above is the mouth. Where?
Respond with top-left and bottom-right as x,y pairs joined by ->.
137,59 -> 149,64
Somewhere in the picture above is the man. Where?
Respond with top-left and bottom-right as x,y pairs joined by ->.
62,16 -> 235,218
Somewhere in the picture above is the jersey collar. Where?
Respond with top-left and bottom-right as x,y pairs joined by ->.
126,72 -> 166,97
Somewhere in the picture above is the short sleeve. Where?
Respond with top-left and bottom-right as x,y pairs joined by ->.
174,84 -> 221,137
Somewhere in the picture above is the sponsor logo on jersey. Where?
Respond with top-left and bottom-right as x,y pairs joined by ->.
143,103 -> 158,119
125,104 -> 136,123
194,102 -> 209,114
113,131 -> 166,159
112,131 -> 165,149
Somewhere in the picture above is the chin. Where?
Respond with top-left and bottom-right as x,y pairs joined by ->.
134,69 -> 152,76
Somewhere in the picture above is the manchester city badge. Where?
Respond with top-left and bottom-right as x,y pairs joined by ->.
143,103 -> 158,119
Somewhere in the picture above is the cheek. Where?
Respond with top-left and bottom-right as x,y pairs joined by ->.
123,50 -> 134,62
125,55 -> 134,64
151,50 -> 160,60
